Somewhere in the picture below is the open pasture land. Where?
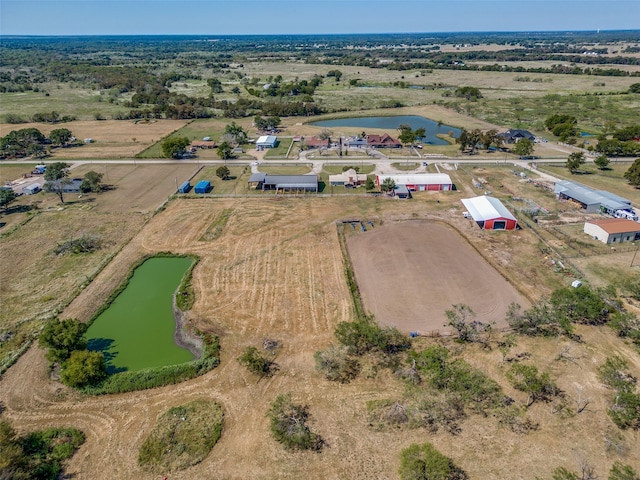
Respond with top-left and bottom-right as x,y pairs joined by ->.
2,196 -> 639,479
68,163 -> 200,212
346,222 -> 527,333
0,119 -> 189,159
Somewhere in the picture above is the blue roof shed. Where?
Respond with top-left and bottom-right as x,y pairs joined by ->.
194,180 -> 212,194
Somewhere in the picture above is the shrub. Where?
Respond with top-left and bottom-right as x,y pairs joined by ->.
0,419 -> 85,480
314,344 -> 360,383
398,442 -> 468,480
506,364 -> 559,407
138,400 -> 223,473
334,316 -> 410,356
39,318 -> 87,363
60,350 -> 107,388
267,393 -> 322,451
238,346 -> 278,378
608,462 -> 639,480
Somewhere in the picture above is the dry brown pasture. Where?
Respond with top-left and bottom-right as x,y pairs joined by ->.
0,164 -> 195,334
347,222 -> 527,333
0,119 -> 189,159
3,194 -> 639,479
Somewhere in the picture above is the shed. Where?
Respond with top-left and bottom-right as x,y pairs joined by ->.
376,174 -> 453,191
257,174 -> 318,193
461,196 -> 518,230
194,180 -> 212,194
394,184 -> 411,199
584,218 -> 640,244
22,184 -> 41,195
178,180 -> 191,194
256,135 -> 278,149
554,180 -> 632,214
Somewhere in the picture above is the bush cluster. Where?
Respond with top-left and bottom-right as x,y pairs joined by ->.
598,356 -> 640,430
267,393 -> 323,451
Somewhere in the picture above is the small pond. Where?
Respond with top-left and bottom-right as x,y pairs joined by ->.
309,115 -> 460,145
86,256 -> 195,373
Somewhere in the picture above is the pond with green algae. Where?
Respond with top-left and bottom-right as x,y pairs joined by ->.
86,256 -> 195,373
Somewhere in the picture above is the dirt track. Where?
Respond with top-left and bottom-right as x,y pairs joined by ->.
347,222 -> 525,333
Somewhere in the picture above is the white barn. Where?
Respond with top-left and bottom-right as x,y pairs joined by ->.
256,135 -> 278,149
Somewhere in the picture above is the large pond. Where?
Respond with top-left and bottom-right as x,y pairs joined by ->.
309,115 -> 461,145
86,256 -> 195,373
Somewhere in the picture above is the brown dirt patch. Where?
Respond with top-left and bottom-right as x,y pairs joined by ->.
347,221 -> 526,333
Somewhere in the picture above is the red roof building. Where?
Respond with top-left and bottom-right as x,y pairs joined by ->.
366,133 -> 402,148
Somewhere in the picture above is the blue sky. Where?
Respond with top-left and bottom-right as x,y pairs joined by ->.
1,0 -> 638,36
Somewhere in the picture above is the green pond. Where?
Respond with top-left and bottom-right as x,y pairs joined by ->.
86,256 -> 195,373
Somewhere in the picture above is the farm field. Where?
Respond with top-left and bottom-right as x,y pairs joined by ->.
1,196 -> 639,479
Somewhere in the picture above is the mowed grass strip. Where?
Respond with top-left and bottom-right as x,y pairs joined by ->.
138,399 -> 224,473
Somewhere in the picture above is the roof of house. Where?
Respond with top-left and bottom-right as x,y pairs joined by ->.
555,180 -> 631,211
500,129 -> 535,140
585,218 -> 640,234
366,133 -> 401,146
304,136 -> 330,148
461,196 -> 517,222
329,168 -> 367,184
256,135 -> 277,145
377,173 -> 453,185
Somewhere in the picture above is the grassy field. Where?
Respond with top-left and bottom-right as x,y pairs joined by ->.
264,137 -> 293,158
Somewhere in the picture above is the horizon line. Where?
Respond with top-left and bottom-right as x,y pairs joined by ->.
2,29 -> 640,38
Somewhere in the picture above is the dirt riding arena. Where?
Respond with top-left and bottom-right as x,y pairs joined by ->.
347,221 -> 526,333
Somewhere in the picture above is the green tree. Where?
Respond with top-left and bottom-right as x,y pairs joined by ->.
267,393 -> 322,451
238,346 -> 277,378
513,138 -> 535,157
207,78 -> 223,94
80,171 -> 104,193
566,152 -> 586,174
399,442 -> 468,480
628,83 -> 640,94
49,128 -> 73,146
39,318 -> 87,363
216,165 -> 230,180
60,350 -> 107,388
217,141 -> 233,160
0,189 -> 17,211
609,462 -> 639,480
25,142 -> 46,158
381,178 -> 396,194
552,467 -> 580,480
506,364 -> 559,407
365,177 -> 375,191
161,136 -> 189,159
224,121 -> 248,144
594,154 -> 611,170
455,86 -> 482,100
43,161 -> 71,203
623,158 -> 640,187
399,129 -> 417,146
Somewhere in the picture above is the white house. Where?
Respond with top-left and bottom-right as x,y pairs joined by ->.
256,135 -> 278,149
584,218 -> 640,244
